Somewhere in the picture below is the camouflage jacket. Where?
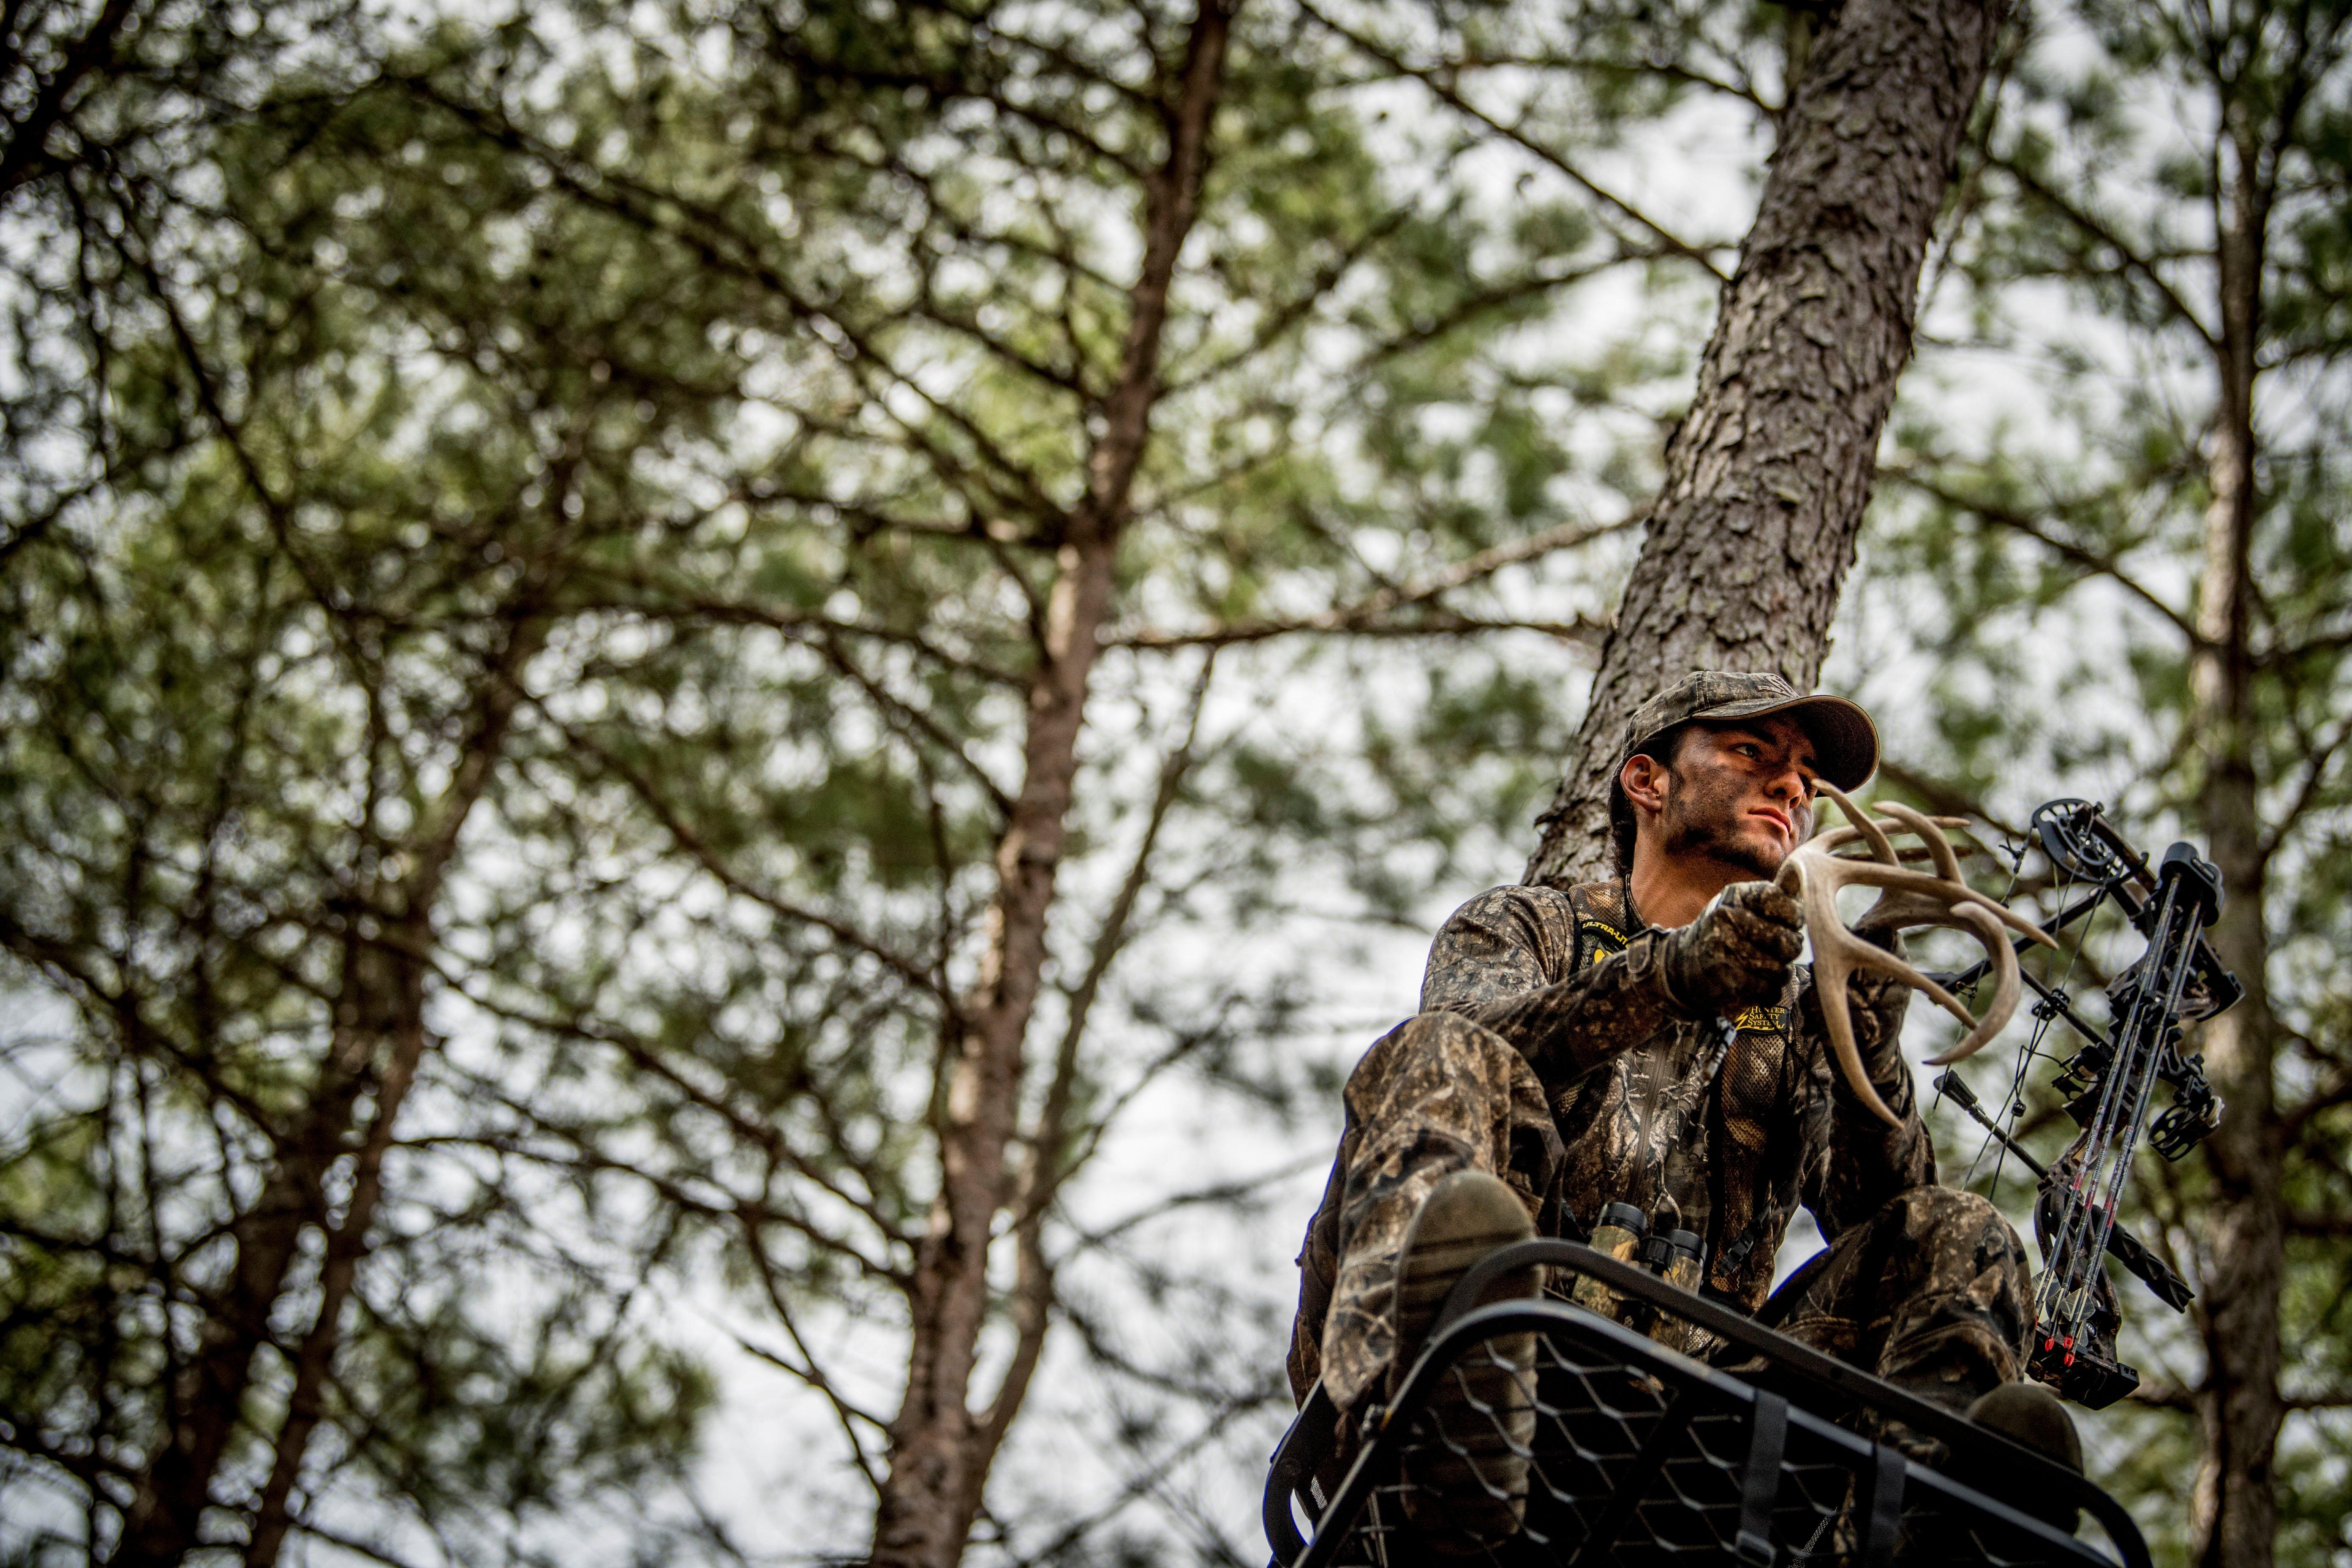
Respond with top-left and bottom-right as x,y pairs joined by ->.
1418,879 -> 1933,1309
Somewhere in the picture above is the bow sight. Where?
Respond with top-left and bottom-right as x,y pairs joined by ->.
1933,799 -> 2242,1409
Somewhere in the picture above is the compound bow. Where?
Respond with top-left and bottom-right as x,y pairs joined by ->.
1926,799 -> 2243,1408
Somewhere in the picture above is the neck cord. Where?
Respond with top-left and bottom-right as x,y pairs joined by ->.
1620,874 -> 1650,938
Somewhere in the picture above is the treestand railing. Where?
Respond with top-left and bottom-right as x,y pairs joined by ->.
1264,1242 -> 2152,1568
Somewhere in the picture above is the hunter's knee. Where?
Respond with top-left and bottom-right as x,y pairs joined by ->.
1892,1187 -> 2036,1328
1899,1186 -> 2025,1255
1342,1012 -> 1526,1124
1347,1011 -> 1507,1095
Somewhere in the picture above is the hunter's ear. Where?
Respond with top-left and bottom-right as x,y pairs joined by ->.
1620,753 -> 1670,817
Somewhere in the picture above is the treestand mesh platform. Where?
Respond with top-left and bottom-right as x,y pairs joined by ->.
1264,1242 -> 2152,1568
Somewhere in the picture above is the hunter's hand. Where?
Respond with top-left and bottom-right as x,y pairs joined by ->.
1660,881 -> 1804,1016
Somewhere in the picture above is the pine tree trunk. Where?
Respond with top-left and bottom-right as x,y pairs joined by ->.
866,7 -> 1233,1565
112,610 -> 546,1568
2187,144 -> 2284,1568
1524,0 -> 2009,888
240,950 -> 438,1568
113,952 -> 418,1568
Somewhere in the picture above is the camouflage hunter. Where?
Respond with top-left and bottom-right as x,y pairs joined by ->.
1287,672 -> 2036,1458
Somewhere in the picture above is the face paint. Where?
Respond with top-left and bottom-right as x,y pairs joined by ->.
1655,719 -> 1816,878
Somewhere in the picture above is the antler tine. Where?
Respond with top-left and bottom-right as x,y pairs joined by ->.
1815,818 -> 1974,865
1780,783 -> 2057,1121
1923,902 -> 2024,1066
1783,853 -> 1980,1126
1801,856 -> 2059,948
1822,910 -> 1983,1024
1783,847 -> 1903,1127
1873,800 -> 1964,882
1820,781 -> 1900,865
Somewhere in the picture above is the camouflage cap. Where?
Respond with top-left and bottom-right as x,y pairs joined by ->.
1614,670 -> 1878,789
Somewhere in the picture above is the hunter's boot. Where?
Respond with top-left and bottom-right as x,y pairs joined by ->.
1953,1380 -> 2083,1533
1389,1170 -> 1541,1556
1896,1380 -> 2083,1563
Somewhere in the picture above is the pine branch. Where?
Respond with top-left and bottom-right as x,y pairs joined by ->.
1882,467 -> 2201,645
1986,152 -> 2219,348
2285,1389 -> 2352,1410
740,1218 -> 889,1496
1109,512 -> 1633,649
547,712 -> 960,1011
2258,712 -> 2352,862
1296,0 -> 1731,281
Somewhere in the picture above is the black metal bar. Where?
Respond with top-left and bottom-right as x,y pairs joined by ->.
1263,1382 -> 1337,1568
1442,1244 -> 2002,1462
1734,1391 -> 1788,1564
1860,1443 -> 1906,1568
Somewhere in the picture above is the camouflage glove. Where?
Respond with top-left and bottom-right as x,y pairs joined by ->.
1657,881 -> 1804,1017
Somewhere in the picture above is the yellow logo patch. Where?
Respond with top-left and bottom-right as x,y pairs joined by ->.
1582,920 -> 1628,954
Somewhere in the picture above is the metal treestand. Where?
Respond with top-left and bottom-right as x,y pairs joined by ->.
1263,1242 -> 2152,1568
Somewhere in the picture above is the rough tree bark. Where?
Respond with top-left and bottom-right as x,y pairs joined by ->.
112,609 -> 547,1568
2186,124 -> 2284,1568
1523,0 -> 2009,888
865,6 -> 1234,1565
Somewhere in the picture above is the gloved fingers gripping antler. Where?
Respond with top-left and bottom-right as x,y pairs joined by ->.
1777,781 -> 2058,1127
1658,879 -> 1805,1019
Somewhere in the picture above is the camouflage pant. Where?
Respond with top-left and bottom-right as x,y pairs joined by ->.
1290,1012 -> 2033,1423
1747,1185 -> 2035,1431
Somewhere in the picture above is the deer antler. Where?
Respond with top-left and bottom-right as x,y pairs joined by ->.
1777,782 -> 2058,1127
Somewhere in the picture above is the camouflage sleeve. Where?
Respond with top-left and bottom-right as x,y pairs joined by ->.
1799,932 -> 1938,1239
1419,886 -> 1687,1089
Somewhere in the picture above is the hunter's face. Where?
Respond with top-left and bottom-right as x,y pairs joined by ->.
1656,717 -> 1819,878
